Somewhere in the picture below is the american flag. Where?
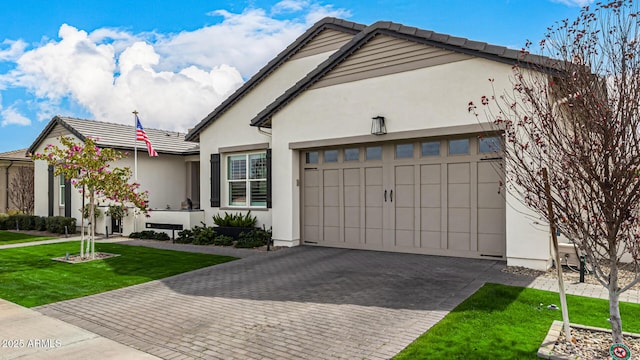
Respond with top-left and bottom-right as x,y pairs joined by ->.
135,115 -> 158,157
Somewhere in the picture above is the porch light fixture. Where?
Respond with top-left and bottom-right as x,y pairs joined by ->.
371,116 -> 387,135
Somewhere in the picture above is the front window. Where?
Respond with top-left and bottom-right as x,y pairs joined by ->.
59,174 -> 65,206
227,152 -> 267,207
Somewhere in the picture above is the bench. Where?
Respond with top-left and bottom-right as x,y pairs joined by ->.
145,223 -> 183,243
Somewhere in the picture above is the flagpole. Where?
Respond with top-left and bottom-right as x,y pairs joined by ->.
133,110 -> 138,232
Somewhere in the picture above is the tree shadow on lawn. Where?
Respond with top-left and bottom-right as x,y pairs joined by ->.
157,246 -> 538,311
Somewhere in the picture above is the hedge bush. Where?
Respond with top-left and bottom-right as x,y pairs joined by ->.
129,230 -> 170,241
235,228 -> 272,248
0,214 -> 75,234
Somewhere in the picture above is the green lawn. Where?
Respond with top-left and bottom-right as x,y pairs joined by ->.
0,230 -> 55,245
394,283 -> 640,360
0,242 -> 236,307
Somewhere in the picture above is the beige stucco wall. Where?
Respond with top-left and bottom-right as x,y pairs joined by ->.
0,160 -> 33,214
198,51 -> 342,229
268,57 -> 551,268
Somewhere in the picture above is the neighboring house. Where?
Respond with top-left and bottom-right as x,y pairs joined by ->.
186,17 -> 554,270
0,149 -> 34,214
28,116 -> 201,235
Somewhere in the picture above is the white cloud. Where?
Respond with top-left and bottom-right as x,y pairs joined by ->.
1,106 -> 31,126
550,0 -> 594,7
0,2 -> 349,132
0,39 -> 27,61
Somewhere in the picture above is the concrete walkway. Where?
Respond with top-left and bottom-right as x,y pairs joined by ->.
1,238 -> 639,359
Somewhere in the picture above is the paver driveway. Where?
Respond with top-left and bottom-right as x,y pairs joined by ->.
36,247 -> 531,359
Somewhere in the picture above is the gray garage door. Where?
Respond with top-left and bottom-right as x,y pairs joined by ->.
301,135 -> 505,259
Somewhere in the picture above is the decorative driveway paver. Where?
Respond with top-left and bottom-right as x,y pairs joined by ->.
36,247 -> 532,359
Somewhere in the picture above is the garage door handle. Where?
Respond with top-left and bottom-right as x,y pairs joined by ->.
390,190 -> 393,202
384,190 -> 387,202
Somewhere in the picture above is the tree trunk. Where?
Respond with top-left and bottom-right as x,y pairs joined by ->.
89,192 -> 95,260
609,256 -> 624,344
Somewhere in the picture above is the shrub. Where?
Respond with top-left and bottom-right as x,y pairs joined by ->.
213,234 -> 234,246
235,227 -> 272,248
213,211 -> 257,228
45,216 -> 76,234
192,224 -> 216,245
129,230 -> 170,240
175,229 -> 194,244
34,216 -> 47,231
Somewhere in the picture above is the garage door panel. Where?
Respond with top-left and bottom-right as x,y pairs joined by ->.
448,208 -> 470,233
478,208 -> 506,234
365,167 -> 383,185
421,208 -> 441,232
344,207 -> 360,227
324,186 -> 339,207
448,232 -> 470,251
304,188 -> 319,206
395,207 -> 414,230
395,165 -> 414,185
324,169 -> 339,186
395,184 -> 415,207
304,206 -> 319,226
344,186 -> 360,206
344,228 -> 360,244
478,233 -> 505,254
448,184 -> 470,208
365,186 -> 383,206
324,226 -> 340,241
395,230 -> 414,247
365,229 -> 382,245
421,231 -> 442,249
305,170 -> 319,186
421,184 -> 441,207
448,163 -> 470,184
366,207 -> 383,229
324,207 -> 340,226
478,162 -> 503,183
304,226 -> 319,242
343,168 -> 360,186
478,183 -> 504,209
421,164 -> 441,184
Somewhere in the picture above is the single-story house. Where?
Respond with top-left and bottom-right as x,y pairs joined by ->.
185,17 -> 554,270
0,149 -> 34,214
28,116 -> 203,235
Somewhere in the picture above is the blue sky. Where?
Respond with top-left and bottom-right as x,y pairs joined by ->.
0,0 -> 590,153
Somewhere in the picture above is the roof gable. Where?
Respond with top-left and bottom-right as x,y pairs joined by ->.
251,20 -> 554,128
28,116 -> 198,155
184,17 -> 365,142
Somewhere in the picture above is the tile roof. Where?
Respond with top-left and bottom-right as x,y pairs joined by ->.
0,148 -> 30,161
185,17 -> 366,142
28,116 -> 199,156
250,20 -> 558,128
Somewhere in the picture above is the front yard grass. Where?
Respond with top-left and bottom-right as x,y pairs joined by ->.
0,230 -> 55,245
394,283 -> 640,359
0,242 -> 236,307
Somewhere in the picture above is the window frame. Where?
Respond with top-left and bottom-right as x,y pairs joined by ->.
59,174 -> 65,206
225,151 -> 268,208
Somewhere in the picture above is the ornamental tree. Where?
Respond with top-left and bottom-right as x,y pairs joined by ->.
33,136 -> 149,259
470,0 -> 640,345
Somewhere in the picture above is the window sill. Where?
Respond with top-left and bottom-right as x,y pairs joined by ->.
220,206 -> 269,212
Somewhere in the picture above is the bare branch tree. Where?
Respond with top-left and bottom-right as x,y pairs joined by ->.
9,166 -> 34,214
470,0 -> 640,345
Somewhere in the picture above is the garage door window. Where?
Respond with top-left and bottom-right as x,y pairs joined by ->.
324,150 -> 338,162
396,143 -> 414,159
449,139 -> 469,155
305,151 -> 319,164
344,148 -> 359,161
366,146 -> 382,160
479,136 -> 502,153
421,141 -> 440,156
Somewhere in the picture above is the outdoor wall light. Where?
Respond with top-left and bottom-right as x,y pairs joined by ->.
371,116 -> 387,135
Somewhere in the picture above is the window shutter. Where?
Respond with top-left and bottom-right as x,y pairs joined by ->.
266,149 -> 272,209
210,153 -> 220,207
48,165 -> 54,216
64,178 -> 72,217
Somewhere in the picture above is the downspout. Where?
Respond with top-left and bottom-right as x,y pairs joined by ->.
5,161 -> 13,211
